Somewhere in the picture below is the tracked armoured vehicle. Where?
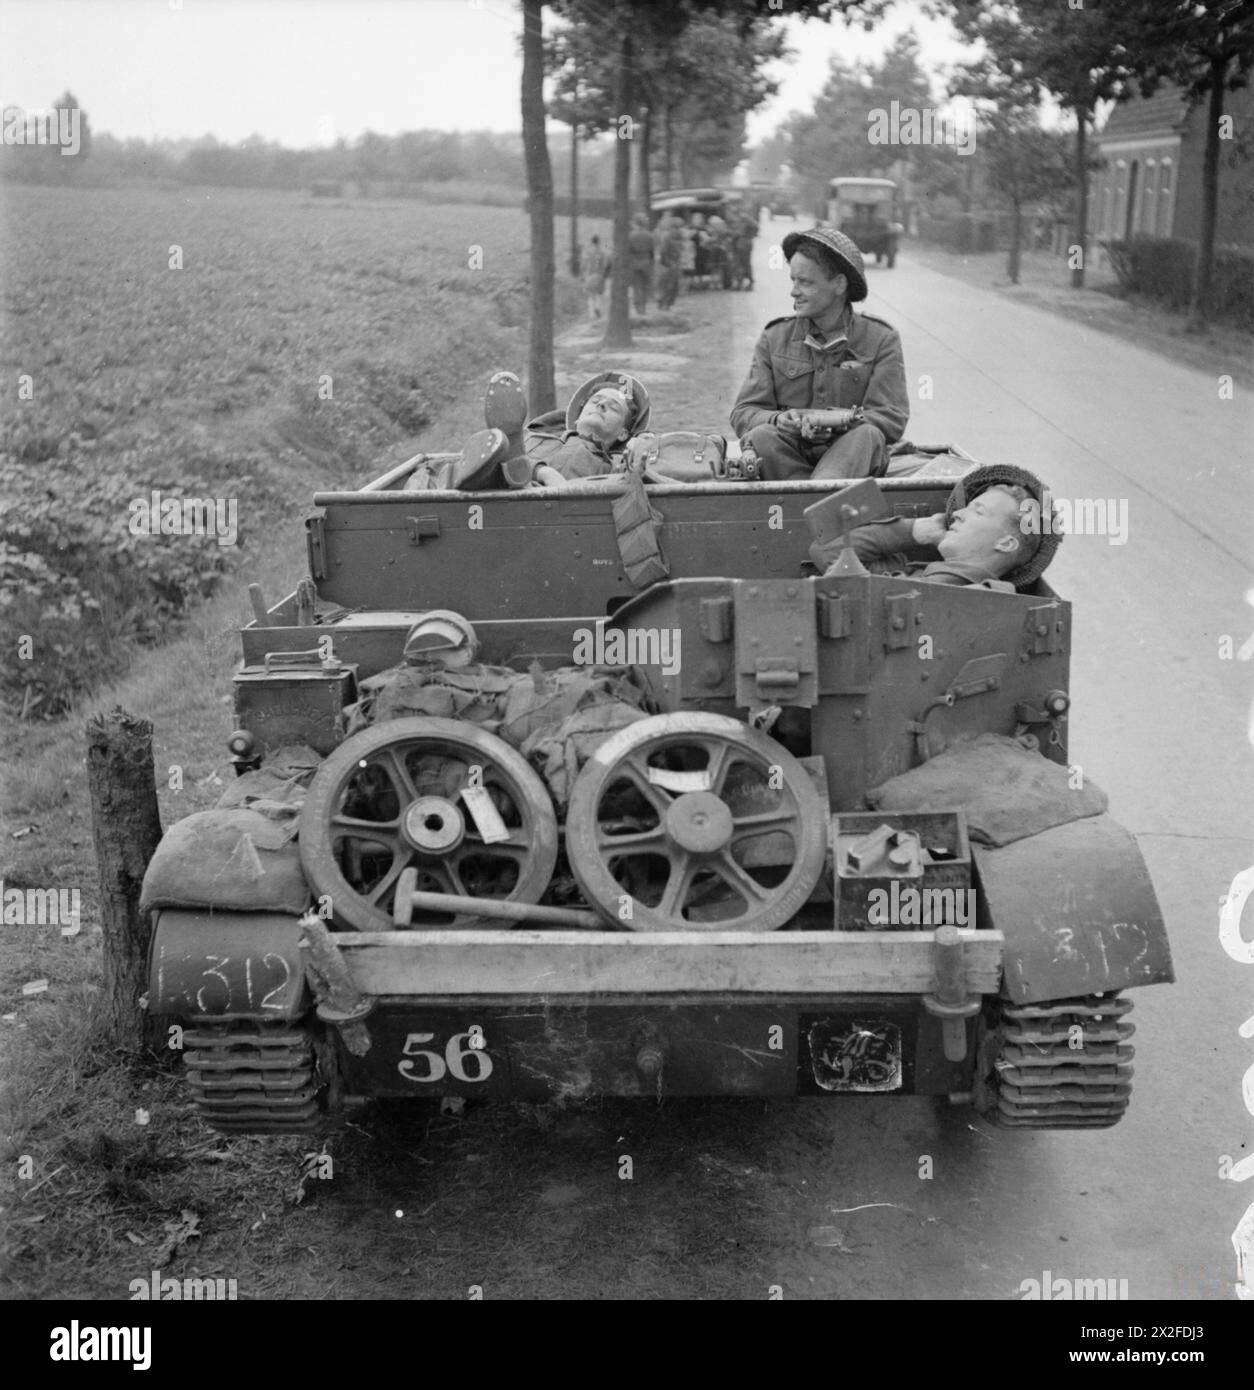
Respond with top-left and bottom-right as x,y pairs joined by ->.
143,444 -> 1173,1136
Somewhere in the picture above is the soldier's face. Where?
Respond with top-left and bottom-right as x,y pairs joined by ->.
938,488 -> 1023,569
575,388 -> 632,445
790,253 -> 847,320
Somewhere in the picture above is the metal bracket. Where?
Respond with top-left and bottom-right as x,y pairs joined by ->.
733,580 -> 817,708
306,514 -> 327,579
817,592 -> 851,639
700,595 -> 733,643
1026,602 -> 1062,655
406,514 -> 442,545
946,653 -> 1006,700
883,591 -> 918,650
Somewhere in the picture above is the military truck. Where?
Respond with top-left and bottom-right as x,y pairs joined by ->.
143,451 -> 1172,1135
826,178 -> 903,267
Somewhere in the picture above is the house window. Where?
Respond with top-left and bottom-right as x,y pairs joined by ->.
1102,185 -> 1113,238
1143,160 -> 1158,235
1125,160 -> 1140,238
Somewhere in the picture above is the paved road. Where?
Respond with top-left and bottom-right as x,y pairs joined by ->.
719,221 -> 1254,1298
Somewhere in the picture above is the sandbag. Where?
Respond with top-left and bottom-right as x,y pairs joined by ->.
141,809 -> 312,915
866,732 -> 1107,847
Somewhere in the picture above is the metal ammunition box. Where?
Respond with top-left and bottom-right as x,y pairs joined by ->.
833,810 -> 971,931
233,650 -> 358,756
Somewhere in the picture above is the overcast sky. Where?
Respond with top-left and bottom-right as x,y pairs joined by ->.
0,0 -> 970,147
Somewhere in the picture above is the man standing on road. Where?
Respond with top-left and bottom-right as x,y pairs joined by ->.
655,214 -> 684,310
628,214 -> 655,315
730,226 -> 908,479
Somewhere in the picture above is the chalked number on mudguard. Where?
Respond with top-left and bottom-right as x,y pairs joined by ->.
398,1031 -> 494,1084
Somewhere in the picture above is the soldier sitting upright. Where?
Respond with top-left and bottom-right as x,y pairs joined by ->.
731,225 -> 908,480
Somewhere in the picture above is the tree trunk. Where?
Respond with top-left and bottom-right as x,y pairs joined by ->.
604,24 -> 634,349
86,707 -> 164,1053
1008,197 -> 1022,285
639,106 -> 653,214
1071,103 -> 1089,289
1189,55 -> 1227,331
664,106 -> 674,189
569,120 -> 581,278
521,0 -> 556,412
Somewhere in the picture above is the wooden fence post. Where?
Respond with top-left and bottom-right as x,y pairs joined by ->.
86,706 -> 163,1052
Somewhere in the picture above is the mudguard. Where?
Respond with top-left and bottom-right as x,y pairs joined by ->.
148,909 -> 310,1021
973,813 -> 1174,1004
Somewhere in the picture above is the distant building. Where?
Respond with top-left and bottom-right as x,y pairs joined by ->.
1089,81 -> 1254,249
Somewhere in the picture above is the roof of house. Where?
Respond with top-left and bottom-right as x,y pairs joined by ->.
1096,85 -> 1193,143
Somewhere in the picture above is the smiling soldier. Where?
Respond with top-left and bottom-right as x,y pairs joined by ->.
731,225 -> 908,480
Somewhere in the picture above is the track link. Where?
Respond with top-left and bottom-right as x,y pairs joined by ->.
986,994 -> 1135,1129
182,1019 -> 330,1135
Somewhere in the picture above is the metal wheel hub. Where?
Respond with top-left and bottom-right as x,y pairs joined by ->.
664,791 -> 734,854
402,796 -> 465,853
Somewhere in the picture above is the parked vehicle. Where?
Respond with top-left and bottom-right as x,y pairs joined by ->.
650,187 -> 755,290
144,445 -> 1172,1135
827,177 -> 903,267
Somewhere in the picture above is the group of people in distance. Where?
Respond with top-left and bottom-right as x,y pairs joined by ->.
423,221 -> 1059,593
583,204 -> 758,319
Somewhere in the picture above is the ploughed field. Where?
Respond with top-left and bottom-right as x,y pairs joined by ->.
0,185 -> 577,718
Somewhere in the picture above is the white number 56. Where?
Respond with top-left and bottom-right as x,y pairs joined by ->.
398,1031 -> 494,1084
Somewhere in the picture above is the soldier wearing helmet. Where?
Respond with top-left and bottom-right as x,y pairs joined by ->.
730,225 -> 909,480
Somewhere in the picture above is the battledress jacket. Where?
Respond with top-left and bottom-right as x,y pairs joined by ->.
730,307 -> 909,443
810,516 -> 1015,592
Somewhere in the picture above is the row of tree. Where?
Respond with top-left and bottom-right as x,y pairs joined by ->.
938,0 -> 1254,325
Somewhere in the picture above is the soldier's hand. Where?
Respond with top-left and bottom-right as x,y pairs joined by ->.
775,409 -> 805,433
912,512 -> 948,547
799,414 -> 834,442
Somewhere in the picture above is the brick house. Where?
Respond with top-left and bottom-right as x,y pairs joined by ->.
1089,80 -> 1254,250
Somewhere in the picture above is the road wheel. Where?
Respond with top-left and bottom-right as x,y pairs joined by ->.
565,712 -> 827,932
299,717 -> 558,930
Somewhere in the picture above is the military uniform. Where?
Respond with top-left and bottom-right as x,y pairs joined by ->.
730,304 -> 910,480
810,516 -> 1015,592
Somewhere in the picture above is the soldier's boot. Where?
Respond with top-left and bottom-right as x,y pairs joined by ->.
447,428 -> 510,490
483,371 -> 529,460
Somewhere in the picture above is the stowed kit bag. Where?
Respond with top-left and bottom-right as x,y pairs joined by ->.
625,431 -> 728,483
866,732 -> 1108,848
350,659 -> 650,808
141,808 -> 312,916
